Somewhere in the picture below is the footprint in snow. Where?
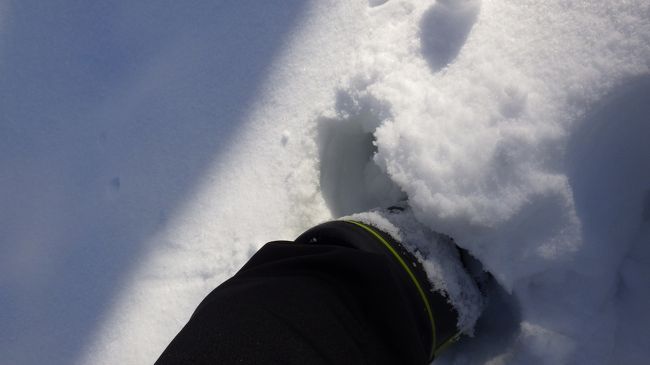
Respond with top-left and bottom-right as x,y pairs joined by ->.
419,0 -> 481,72
368,0 -> 389,8
317,90 -> 406,217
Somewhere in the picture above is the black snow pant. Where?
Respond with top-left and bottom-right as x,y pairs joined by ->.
155,221 -> 457,365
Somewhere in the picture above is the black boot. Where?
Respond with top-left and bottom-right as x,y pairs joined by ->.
295,214 -> 467,362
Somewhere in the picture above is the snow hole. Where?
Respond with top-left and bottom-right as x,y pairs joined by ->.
317,90 -> 406,217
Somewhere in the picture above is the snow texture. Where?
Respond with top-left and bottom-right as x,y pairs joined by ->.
1,0 -> 649,364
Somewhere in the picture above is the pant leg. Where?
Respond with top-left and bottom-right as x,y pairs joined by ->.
155,241 -> 429,365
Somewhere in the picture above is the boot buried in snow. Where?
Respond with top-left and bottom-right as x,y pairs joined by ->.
295,205 -> 485,362
156,204 -> 485,365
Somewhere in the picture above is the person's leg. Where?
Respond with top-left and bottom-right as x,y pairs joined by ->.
155,220 -> 460,365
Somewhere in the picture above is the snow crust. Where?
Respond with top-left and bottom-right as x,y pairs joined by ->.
2,0 -> 649,364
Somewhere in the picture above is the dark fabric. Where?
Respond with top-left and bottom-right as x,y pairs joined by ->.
295,220 -> 459,353
155,241 -> 430,365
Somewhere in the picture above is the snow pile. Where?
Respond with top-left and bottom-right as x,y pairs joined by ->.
322,1 -> 650,364
2,0 -> 649,364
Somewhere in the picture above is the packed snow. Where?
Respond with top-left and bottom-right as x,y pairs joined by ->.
1,1 -> 649,364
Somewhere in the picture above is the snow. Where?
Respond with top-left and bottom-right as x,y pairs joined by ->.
1,0 -> 649,364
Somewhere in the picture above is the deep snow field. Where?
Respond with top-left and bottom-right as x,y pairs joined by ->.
2,1 -> 649,364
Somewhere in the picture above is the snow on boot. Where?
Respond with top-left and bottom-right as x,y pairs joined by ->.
295,204 -> 486,361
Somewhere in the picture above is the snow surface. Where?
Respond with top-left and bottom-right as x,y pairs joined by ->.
1,0 -> 649,364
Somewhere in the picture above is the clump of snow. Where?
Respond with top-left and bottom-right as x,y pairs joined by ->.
330,0 -> 650,364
